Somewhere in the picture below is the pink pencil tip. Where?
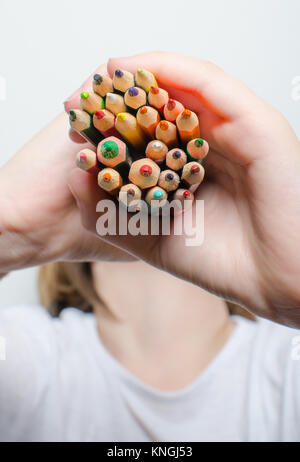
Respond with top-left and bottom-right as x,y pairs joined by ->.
79,153 -> 87,162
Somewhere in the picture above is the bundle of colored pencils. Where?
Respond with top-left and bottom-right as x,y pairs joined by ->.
69,68 -> 209,210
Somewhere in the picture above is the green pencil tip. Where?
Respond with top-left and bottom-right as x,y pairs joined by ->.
195,138 -> 204,147
101,140 -> 119,159
81,91 -> 89,100
69,110 -> 76,121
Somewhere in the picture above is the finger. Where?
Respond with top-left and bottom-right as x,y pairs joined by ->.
107,52 -> 261,120
68,129 -> 88,144
64,63 -> 108,113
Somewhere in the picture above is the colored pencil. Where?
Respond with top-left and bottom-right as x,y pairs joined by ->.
124,87 -> 147,114
165,148 -> 187,171
98,168 -> 123,194
135,68 -> 158,93
119,183 -> 142,208
163,99 -> 185,123
80,91 -> 104,114
137,106 -> 160,139
145,186 -> 168,207
181,162 -> 205,191
172,188 -> 195,211
93,74 -> 113,97
155,120 -> 178,149
176,109 -> 200,145
115,113 -> 146,151
158,170 -> 180,192
69,109 -> 103,145
97,136 -> 131,177
105,93 -> 127,115
93,110 -> 120,138
113,69 -> 135,94
145,140 -> 168,164
148,86 -> 169,113
129,158 -> 160,189
186,138 -> 209,163
76,149 -> 99,175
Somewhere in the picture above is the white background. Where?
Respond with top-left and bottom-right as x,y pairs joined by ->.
0,0 -> 299,309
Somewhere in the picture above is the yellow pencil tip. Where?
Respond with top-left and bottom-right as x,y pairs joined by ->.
137,68 -> 144,74
117,113 -> 126,121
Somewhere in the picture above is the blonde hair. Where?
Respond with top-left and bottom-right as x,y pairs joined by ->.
39,262 -> 255,320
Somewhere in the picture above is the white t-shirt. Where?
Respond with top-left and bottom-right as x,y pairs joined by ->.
0,305 -> 300,442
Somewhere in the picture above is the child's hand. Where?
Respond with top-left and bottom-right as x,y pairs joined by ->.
69,52 -> 300,326
0,64 -> 132,273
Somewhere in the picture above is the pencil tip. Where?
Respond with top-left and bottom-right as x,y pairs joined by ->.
103,172 -> 112,182
128,87 -> 139,97
153,190 -> 163,199
93,74 -> 103,84
115,69 -> 124,78
183,190 -> 191,199
160,121 -> 168,131
139,106 -> 148,114
81,91 -> 89,100
117,113 -> 126,121
79,152 -> 87,162
167,99 -> 176,110
191,164 -> 200,174
69,110 -> 76,121
140,164 -> 152,177
137,68 -> 144,74
95,110 -> 105,120
182,109 -> 191,118
150,86 -> 159,95
195,138 -> 204,147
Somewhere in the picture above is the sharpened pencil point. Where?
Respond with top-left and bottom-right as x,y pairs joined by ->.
183,191 -> 191,198
139,106 -> 148,114
79,153 -> 87,162
94,74 -> 103,84
167,99 -> 176,110
127,188 -> 135,197
140,165 -> 152,177
117,113 -> 126,121
95,110 -> 105,120
172,150 -> 181,159
115,69 -> 124,78
103,172 -> 112,181
150,86 -> 159,95
165,173 -> 174,181
69,110 -> 76,121
195,138 -> 204,147
182,109 -> 191,118
81,91 -> 89,100
137,68 -> 144,74
153,190 -> 163,199
160,121 -> 169,131
128,87 -> 139,97
191,165 -> 201,174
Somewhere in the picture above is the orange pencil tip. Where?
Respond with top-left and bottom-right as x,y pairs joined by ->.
150,86 -> 159,95
103,172 -> 112,181
160,121 -> 169,131
182,109 -> 191,118
139,106 -> 148,114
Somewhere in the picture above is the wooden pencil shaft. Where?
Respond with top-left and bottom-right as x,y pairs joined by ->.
135,68 -> 158,93
76,149 -> 99,175
145,140 -> 168,164
69,109 -> 103,145
158,170 -> 180,192
105,93 -> 126,115
115,113 -> 146,151
164,99 -> 185,123
113,69 -> 135,93
124,87 -> 147,112
145,186 -> 168,207
119,183 -> 142,207
93,74 -> 114,97
186,138 -> 209,162
155,121 -> 178,148
97,136 -> 131,170
80,91 -> 104,114
129,158 -> 160,189
176,110 -> 200,145
137,106 -> 160,139
181,162 -> 205,186
98,168 -> 123,193
148,86 -> 169,113
166,148 -> 187,171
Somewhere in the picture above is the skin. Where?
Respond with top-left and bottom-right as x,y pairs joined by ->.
0,51 -> 300,340
68,52 -> 300,327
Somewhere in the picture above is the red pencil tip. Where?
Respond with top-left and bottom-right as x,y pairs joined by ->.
150,86 -> 159,95
167,99 -> 176,110
140,165 -> 152,177
95,110 -> 105,119
191,165 -> 200,174
183,190 -> 190,198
